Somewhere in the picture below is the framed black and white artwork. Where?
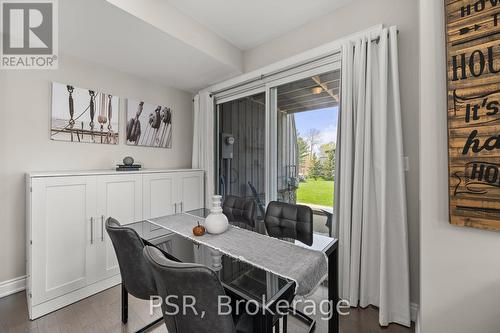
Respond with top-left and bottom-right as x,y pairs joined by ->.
126,99 -> 173,148
51,82 -> 119,144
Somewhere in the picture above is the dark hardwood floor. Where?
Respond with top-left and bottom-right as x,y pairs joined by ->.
0,286 -> 415,333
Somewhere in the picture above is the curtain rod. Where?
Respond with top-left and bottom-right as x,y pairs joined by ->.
203,29 -> 398,99
372,29 -> 399,43
208,50 -> 341,97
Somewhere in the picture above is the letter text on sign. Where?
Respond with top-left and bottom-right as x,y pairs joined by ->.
446,0 -> 500,231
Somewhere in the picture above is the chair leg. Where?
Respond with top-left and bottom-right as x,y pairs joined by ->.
122,284 -> 163,333
122,285 -> 128,324
274,319 -> 280,333
283,315 -> 288,333
136,317 -> 163,333
289,308 -> 315,333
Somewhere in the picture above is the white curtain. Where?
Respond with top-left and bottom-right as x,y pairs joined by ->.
192,92 -> 215,207
335,26 -> 410,327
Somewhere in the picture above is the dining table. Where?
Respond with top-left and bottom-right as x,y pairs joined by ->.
127,208 -> 339,333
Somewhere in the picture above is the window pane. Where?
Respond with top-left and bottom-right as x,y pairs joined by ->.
276,70 -> 340,236
217,92 -> 267,219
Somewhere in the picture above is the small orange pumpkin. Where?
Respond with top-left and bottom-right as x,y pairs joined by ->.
193,222 -> 206,236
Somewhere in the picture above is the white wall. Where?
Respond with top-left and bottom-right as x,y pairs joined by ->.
0,55 -> 194,283
419,1 -> 500,332
243,0 -> 420,307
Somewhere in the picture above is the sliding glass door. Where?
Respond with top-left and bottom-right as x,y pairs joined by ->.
214,58 -> 341,235
270,69 -> 341,236
216,92 -> 267,218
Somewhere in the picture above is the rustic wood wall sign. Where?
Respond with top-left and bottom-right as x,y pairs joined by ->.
446,0 -> 500,231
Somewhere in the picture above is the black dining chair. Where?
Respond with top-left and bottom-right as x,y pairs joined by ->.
264,201 -> 314,246
264,201 -> 316,332
222,195 -> 257,231
142,245 -> 254,333
105,218 -> 179,333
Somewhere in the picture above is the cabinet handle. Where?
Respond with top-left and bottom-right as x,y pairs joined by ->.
101,215 -> 104,242
180,202 -> 183,212
90,217 -> 94,245
174,203 -> 177,214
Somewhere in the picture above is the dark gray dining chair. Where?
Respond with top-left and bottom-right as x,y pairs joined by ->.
142,245 -> 253,333
222,195 -> 257,231
264,201 -> 314,246
106,218 -> 177,333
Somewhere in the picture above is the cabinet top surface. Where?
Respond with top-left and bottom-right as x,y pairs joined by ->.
27,168 -> 204,178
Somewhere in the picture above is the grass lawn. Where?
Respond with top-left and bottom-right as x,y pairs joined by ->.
296,179 -> 334,207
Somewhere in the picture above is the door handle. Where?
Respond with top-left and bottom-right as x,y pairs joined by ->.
101,215 -> 105,242
90,217 -> 94,245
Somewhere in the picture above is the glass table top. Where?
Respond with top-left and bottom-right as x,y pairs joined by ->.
127,208 -> 336,306
127,218 -> 292,305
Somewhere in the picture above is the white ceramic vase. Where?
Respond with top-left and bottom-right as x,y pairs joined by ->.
205,195 -> 228,234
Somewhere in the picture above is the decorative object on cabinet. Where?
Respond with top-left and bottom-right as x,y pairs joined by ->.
51,82 -> 119,144
205,195 -> 229,234
123,156 -> 134,166
116,156 -> 142,171
116,164 -> 142,171
126,99 -> 172,148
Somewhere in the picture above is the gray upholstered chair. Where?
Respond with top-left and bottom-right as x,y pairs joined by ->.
142,245 -> 253,333
106,218 -> 175,333
222,195 -> 257,231
264,201 -> 314,246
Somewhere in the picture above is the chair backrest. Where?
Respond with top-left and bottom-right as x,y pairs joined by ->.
143,246 -> 236,333
264,201 -> 313,246
222,195 -> 256,230
105,218 -> 157,300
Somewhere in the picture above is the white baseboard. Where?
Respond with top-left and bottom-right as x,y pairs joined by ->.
0,276 -> 26,299
411,302 -> 419,322
30,275 -> 121,320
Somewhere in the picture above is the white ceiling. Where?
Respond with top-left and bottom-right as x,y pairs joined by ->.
166,0 -> 352,50
60,0 -> 241,92
60,0 -> 351,92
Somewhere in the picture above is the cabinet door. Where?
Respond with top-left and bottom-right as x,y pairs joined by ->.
31,176 -> 96,305
177,172 -> 204,212
143,173 -> 177,239
96,174 -> 143,281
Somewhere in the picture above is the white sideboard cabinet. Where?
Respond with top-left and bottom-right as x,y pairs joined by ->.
26,169 -> 204,319
141,171 -> 203,240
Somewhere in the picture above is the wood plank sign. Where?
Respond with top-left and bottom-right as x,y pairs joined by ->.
445,0 -> 500,231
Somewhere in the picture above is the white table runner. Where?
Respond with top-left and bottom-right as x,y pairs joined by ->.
148,213 -> 328,296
